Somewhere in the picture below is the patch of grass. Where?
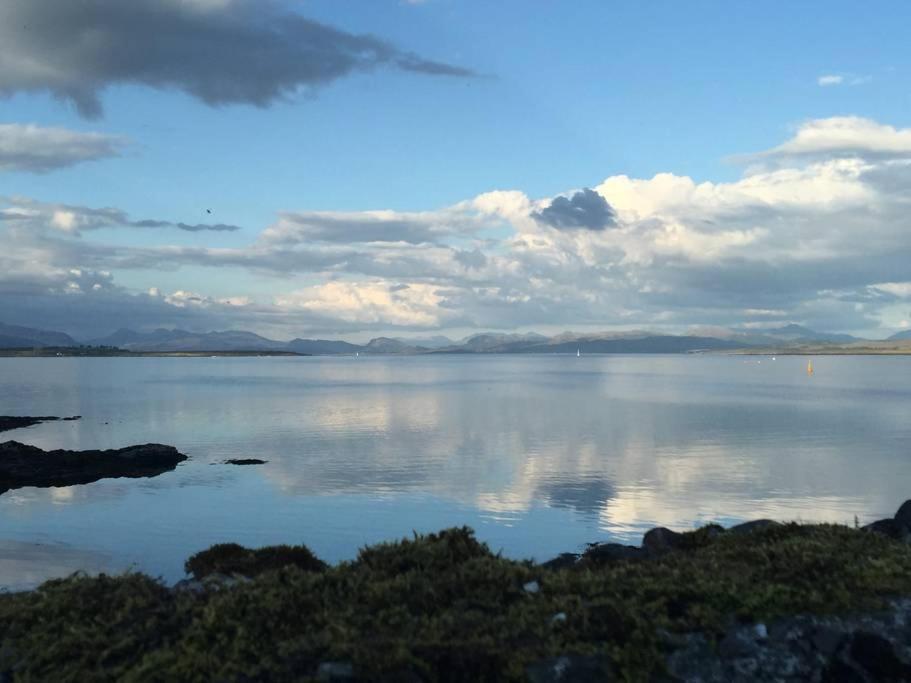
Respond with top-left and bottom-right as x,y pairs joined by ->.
185,542 -> 327,579
3,524 -> 911,681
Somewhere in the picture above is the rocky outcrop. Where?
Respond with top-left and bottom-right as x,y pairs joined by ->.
664,599 -> 911,682
0,440 -> 186,495
0,415 -> 80,433
863,502 -> 911,542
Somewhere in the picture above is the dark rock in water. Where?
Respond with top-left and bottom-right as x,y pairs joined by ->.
581,542 -> 643,564
526,655 -> 614,682
224,458 -> 267,466
541,552 -> 580,570
894,499 -> 911,529
0,415 -> 81,433
728,519 -> 781,535
861,518 -> 911,542
0,440 -> 186,495
642,526 -> 684,554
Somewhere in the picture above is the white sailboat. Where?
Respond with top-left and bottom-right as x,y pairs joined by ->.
576,348 -> 580,357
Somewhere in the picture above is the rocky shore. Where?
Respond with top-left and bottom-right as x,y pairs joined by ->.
3,500 -> 911,681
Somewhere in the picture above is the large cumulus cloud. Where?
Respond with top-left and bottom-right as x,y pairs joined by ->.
4,117 -> 911,338
0,0 -> 475,118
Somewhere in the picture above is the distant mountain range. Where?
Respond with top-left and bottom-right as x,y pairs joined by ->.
0,322 -> 77,349
1,321 -> 909,355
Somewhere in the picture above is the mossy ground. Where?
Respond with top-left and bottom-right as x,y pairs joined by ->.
3,524 -> 911,681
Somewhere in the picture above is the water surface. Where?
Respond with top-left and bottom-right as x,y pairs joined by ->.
1,354 -> 909,588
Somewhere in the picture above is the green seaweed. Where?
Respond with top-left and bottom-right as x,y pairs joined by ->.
185,542 -> 327,579
3,523 -> 911,681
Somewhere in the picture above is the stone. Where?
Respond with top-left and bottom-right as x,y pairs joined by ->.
526,655 -> 613,682
894,499 -> 911,529
811,625 -> 847,657
317,661 -> 355,681
172,579 -> 206,595
0,440 -> 187,495
728,519 -> 780,535
862,518 -> 911,542
224,458 -> 267,465
821,659 -> 866,683
523,580 -> 540,594
541,553 -> 580,570
847,631 -> 911,680
642,527 -> 684,554
718,629 -> 760,659
550,612 -> 567,626
581,543 -> 643,564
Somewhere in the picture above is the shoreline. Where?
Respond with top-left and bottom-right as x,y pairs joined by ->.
4,506 -> 911,680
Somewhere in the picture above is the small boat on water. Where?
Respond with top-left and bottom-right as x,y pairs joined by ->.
807,359 -> 814,375
576,348 -> 580,357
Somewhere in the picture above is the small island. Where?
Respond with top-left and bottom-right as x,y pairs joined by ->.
0,441 -> 187,495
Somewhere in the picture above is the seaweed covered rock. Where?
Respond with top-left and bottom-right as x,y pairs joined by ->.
6,523 -> 911,681
353,526 -> 496,576
0,440 -> 186,495
185,542 -> 326,579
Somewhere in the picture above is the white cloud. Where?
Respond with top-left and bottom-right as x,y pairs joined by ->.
0,123 -> 125,173
753,117 -> 911,161
818,74 -> 844,86
4,116 -> 911,338
817,74 -> 871,87
275,281 -> 445,327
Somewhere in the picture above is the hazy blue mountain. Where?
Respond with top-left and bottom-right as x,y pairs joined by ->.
88,328 -> 194,348
0,322 -> 77,348
363,337 -> 427,354
888,329 -> 911,341
287,339 -> 363,355
391,335 -> 454,349
535,336 -> 748,354
88,328 -> 286,352
758,324 -> 862,344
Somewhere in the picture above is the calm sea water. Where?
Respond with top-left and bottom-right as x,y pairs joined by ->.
1,354 -> 910,589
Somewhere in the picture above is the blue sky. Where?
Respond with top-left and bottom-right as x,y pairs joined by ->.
2,0 -> 911,340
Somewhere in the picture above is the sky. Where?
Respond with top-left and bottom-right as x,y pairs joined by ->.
2,0 -> 911,341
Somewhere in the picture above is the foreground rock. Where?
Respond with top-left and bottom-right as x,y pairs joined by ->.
0,440 -> 186,495
6,510 -> 911,681
665,599 -> 911,682
0,416 -> 80,433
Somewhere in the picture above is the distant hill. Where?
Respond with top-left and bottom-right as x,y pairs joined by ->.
434,334 -> 747,354
363,337 -> 427,354
87,328 -> 286,352
758,324 -> 862,344
1,321 -> 885,355
0,323 -> 77,348
391,335 -> 454,349
286,338 -> 363,355
888,329 -> 911,341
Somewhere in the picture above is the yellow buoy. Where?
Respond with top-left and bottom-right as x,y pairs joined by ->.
807,359 -> 814,375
